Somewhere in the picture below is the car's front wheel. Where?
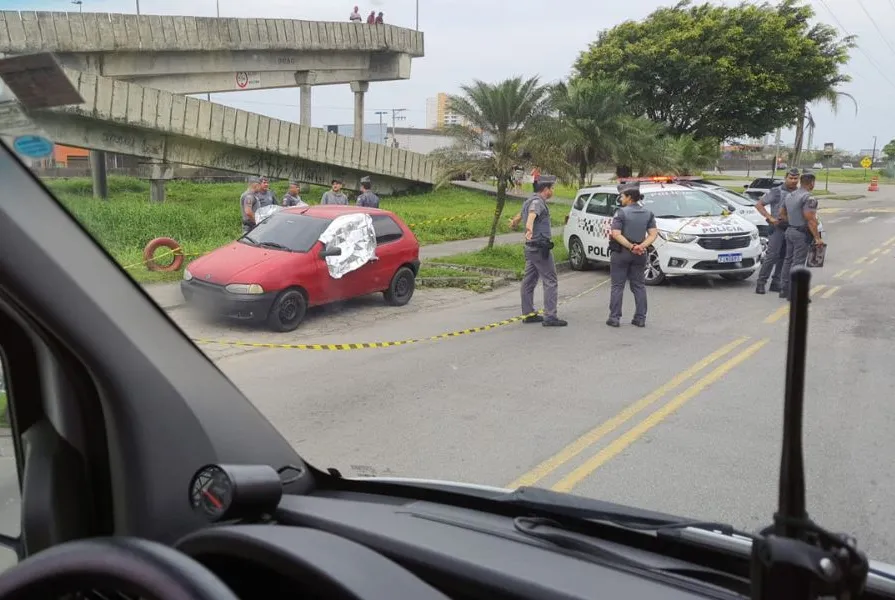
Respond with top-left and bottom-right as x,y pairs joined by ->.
267,289 -> 308,332
568,237 -> 588,271
384,266 -> 416,306
644,247 -> 666,286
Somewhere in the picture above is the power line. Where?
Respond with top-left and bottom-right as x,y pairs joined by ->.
220,97 -> 426,114
855,0 -> 895,58
814,0 -> 895,91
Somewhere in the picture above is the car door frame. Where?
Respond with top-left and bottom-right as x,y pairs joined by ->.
582,193 -> 617,263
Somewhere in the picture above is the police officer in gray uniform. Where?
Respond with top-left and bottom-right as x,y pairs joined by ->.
356,176 -> 380,208
282,180 -> 307,207
607,183 -> 658,328
321,179 -> 349,205
510,175 -> 567,327
240,176 -> 261,234
754,168 -> 800,294
255,176 -> 278,208
778,172 -> 825,300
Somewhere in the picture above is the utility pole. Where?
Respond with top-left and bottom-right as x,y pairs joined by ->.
390,108 -> 407,148
375,110 -> 388,145
871,135 -> 878,164
416,0 -> 419,30
772,128 -> 782,176
135,0 -> 140,15
71,0 -> 83,12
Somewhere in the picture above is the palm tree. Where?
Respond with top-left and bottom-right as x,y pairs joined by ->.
546,78 -> 633,186
430,76 -> 569,249
792,89 -> 857,168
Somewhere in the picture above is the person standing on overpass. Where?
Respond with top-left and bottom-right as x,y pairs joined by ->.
606,183 -> 658,328
778,172 -> 825,301
321,179 -> 349,205
349,6 -> 362,21
510,175 -> 568,327
754,168 -> 800,295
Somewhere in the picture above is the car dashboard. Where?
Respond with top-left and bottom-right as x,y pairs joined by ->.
170,488 -> 750,600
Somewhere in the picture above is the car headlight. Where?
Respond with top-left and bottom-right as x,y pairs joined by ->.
225,284 -> 265,295
183,269 -> 193,281
658,230 -> 697,243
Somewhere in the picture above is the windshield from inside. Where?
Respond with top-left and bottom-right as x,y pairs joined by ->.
241,213 -> 331,252
2,3 -> 890,589
641,189 -> 728,218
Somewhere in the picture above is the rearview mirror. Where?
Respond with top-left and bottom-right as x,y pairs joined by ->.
319,246 -> 342,258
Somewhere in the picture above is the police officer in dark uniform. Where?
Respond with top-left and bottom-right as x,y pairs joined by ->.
509,174 -> 567,327
240,176 -> 261,234
754,168 -> 800,294
255,176 -> 278,208
282,180 -> 307,207
356,176 -> 380,208
607,182 -> 658,328
778,172 -> 825,300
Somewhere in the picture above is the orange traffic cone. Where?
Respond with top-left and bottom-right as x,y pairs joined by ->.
869,177 -> 879,192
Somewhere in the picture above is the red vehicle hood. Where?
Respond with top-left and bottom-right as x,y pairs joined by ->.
187,241 -> 299,285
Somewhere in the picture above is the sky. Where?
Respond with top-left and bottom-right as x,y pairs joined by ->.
1,0 -> 892,154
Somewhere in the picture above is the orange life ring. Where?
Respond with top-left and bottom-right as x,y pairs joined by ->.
143,237 -> 185,272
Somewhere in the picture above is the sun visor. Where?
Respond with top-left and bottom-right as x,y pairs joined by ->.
318,213 -> 377,279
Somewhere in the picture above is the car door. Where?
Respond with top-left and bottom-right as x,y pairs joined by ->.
369,215 -> 407,291
317,218 -> 379,301
582,193 -> 616,262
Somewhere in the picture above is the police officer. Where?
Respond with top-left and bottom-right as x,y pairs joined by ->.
282,180 -> 307,207
607,183 -> 658,328
255,176 -> 278,208
240,176 -> 261,234
321,178 -> 349,205
778,172 -> 825,300
356,176 -> 380,208
754,168 -> 800,294
509,175 -> 567,327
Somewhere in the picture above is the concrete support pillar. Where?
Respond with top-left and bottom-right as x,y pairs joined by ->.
89,150 -> 108,200
349,81 -> 369,140
299,85 -> 312,126
147,159 -> 174,203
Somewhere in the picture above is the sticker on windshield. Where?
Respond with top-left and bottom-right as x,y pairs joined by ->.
12,134 -> 54,159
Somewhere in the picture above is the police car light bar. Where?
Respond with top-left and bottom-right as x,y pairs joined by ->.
617,176 -> 677,183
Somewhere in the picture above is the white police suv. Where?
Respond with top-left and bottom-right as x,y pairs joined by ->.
562,179 -> 762,285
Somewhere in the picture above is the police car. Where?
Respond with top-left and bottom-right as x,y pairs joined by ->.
563,178 -> 762,285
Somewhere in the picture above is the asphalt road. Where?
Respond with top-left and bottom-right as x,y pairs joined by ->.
2,188 -> 894,569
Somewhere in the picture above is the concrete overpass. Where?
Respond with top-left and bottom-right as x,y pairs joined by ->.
0,11 -> 424,129
0,66 -> 436,196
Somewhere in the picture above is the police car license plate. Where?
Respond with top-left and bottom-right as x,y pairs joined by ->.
718,253 -> 742,263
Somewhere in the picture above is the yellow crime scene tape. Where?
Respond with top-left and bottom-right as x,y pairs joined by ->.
191,279 -> 609,352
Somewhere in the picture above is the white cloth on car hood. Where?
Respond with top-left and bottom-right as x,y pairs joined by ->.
318,213 -> 377,279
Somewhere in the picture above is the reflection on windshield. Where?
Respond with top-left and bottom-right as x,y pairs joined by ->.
240,213 -> 331,253
642,190 -> 727,218
712,189 -> 757,207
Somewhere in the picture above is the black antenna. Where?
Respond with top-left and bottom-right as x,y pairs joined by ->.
751,267 -> 869,600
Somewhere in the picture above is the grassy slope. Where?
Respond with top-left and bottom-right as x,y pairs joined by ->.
48,177 -> 564,283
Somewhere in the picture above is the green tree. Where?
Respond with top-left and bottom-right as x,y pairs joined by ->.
574,0 -> 853,140
791,89 -> 857,167
431,77 -> 569,249
882,139 -> 895,159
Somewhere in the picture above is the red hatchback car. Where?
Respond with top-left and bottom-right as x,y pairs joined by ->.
180,205 -> 421,332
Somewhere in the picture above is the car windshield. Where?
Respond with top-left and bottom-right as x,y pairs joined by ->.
707,188 -> 757,207
241,212 -> 331,252
2,2 -> 891,582
641,189 -> 728,218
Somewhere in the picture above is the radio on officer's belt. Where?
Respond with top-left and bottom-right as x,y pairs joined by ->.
806,242 -> 826,268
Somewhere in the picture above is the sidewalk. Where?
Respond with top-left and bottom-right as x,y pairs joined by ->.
142,225 -> 565,310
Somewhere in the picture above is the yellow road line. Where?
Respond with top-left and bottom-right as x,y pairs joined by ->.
763,285 -> 824,324
870,248 -> 881,256
855,256 -> 868,264
834,269 -> 851,278
551,339 -> 770,493
821,286 -> 840,299
868,257 -> 879,265
884,248 -> 892,255
505,337 -> 750,489
849,269 -> 863,279
885,237 -> 895,247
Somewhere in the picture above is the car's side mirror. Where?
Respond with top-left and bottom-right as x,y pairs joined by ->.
743,184 -> 749,189
319,246 -> 342,258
